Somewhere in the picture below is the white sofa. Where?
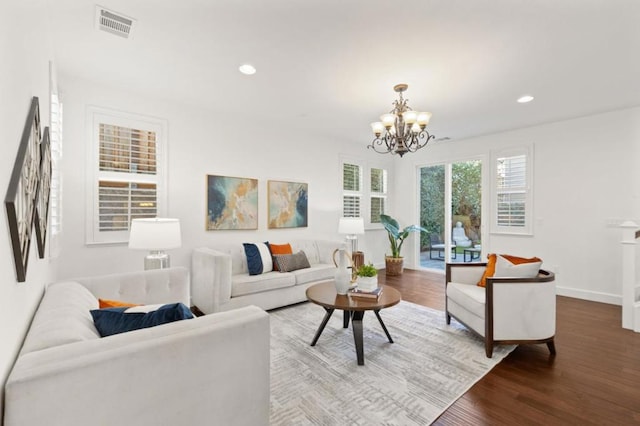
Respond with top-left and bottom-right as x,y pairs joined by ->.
192,240 -> 342,314
4,267 -> 270,426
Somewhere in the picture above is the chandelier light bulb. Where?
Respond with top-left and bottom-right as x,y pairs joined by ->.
371,122 -> 385,136
411,123 -> 421,133
417,112 -> 432,126
380,113 -> 396,128
403,110 -> 418,125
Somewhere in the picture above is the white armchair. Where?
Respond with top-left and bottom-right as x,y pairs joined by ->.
445,262 -> 556,357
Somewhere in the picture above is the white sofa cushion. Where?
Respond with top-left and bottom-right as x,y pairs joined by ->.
446,282 -> 486,319
21,281 -> 100,355
292,264 -> 335,285
231,271 -> 295,297
291,240 -> 320,264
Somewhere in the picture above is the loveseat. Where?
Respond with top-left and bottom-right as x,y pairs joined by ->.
4,267 -> 270,426
192,240 -> 342,314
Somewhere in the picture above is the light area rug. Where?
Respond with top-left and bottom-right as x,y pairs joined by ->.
269,300 -> 514,425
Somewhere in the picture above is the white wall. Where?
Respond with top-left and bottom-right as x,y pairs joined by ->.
393,107 -> 640,304
55,76 -> 394,279
0,0 -> 56,418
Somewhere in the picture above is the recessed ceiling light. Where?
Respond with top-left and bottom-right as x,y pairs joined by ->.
239,64 -> 256,75
517,95 -> 534,103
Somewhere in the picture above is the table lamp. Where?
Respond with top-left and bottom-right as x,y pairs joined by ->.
129,218 -> 182,270
338,217 -> 364,255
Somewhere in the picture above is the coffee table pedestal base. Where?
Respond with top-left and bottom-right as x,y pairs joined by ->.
310,307 -> 394,366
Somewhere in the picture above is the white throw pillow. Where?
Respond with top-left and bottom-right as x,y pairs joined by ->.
494,254 -> 541,278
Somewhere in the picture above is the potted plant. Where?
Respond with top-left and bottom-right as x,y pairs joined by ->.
356,263 -> 378,291
380,214 -> 427,276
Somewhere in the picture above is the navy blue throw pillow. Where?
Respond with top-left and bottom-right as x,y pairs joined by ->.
90,303 -> 194,337
243,242 -> 273,275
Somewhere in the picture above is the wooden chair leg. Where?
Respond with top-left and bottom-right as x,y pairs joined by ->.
485,340 -> 493,358
547,339 -> 556,355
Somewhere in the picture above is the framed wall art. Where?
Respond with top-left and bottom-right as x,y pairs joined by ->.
206,175 -> 258,230
5,97 -> 41,282
268,180 -> 308,229
35,127 -> 52,258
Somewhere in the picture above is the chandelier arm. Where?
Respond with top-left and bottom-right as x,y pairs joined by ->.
367,135 -> 398,155
406,130 -> 435,152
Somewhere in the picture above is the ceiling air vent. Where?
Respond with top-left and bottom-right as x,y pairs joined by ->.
95,6 -> 135,39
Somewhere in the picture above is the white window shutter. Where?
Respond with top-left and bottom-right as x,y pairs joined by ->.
493,150 -> 532,234
87,108 -> 166,244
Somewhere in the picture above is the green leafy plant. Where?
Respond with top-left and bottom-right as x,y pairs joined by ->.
357,263 -> 378,277
380,214 -> 427,258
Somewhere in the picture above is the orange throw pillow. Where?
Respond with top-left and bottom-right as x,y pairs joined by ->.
477,254 -> 542,287
477,253 -> 497,287
269,243 -> 293,271
98,298 -> 140,309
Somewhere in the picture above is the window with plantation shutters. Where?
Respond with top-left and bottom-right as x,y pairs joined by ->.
48,83 -> 63,258
87,108 -> 166,244
492,148 -> 532,235
99,124 -> 157,174
98,180 -> 157,231
342,162 -> 362,217
370,168 -> 387,223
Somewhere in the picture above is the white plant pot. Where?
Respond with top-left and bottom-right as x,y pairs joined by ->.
357,276 -> 378,292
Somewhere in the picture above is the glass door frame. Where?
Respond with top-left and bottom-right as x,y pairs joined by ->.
416,154 -> 488,271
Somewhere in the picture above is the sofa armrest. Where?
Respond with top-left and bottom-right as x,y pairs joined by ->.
446,262 -> 487,286
5,306 -> 270,426
74,266 -> 190,306
192,247 -> 233,314
315,240 -> 344,264
487,270 -> 556,340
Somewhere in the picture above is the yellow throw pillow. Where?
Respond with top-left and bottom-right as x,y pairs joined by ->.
477,254 -> 542,287
98,298 -> 140,309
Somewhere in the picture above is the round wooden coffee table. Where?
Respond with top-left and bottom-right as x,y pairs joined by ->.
306,281 -> 401,365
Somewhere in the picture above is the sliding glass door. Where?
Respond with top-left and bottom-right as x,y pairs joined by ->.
419,159 -> 482,270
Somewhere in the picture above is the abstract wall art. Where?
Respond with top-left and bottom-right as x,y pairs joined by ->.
5,97 -> 41,282
206,175 -> 258,230
35,127 -> 52,258
268,180 -> 308,229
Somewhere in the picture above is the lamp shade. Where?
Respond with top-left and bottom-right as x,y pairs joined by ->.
129,218 -> 182,250
338,217 -> 364,235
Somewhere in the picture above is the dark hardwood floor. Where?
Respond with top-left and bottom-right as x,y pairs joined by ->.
379,268 -> 640,425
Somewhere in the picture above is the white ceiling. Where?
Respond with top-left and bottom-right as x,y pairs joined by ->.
47,0 -> 640,143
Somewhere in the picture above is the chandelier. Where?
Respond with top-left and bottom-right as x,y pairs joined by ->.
368,84 -> 435,157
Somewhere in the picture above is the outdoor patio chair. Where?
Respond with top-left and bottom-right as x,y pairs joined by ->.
429,234 -> 456,260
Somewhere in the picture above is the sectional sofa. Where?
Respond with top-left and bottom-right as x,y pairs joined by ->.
4,267 -> 270,426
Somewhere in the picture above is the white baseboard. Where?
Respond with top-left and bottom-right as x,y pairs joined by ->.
382,268 -> 623,306
556,286 -> 621,306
